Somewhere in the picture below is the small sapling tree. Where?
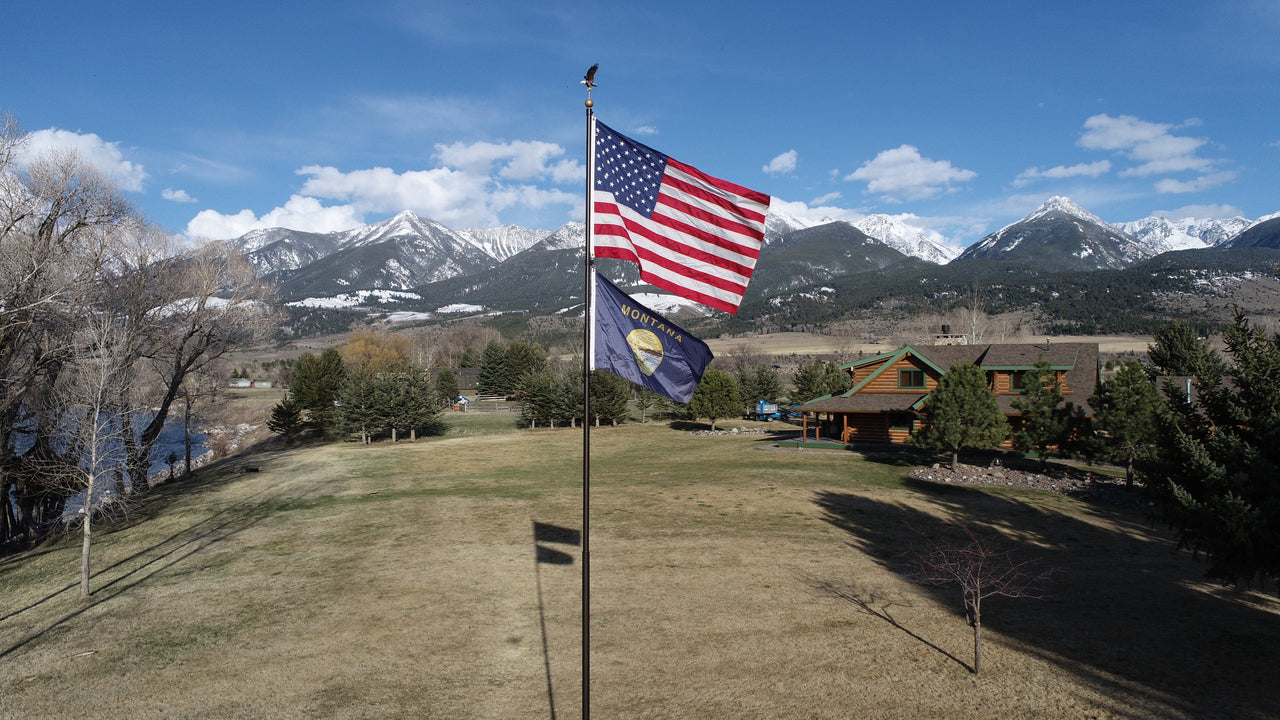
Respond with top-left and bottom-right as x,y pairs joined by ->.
911,524 -> 1054,675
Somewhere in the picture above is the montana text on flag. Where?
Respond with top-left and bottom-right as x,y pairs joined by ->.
592,273 -> 713,405
591,119 -> 771,315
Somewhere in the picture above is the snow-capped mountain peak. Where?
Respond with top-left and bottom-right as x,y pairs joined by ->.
853,214 -> 962,264
762,206 -> 819,243
957,195 -> 1146,270
340,210 -> 454,249
1026,195 -> 1111,229
1116,215 -> 1250,254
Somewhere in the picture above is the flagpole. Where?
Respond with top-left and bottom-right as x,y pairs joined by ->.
581,72 -> 596,720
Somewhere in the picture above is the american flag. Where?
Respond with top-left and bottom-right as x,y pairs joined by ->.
591,119 -> 771,314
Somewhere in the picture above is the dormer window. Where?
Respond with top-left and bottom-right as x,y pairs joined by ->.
1010,371 -> 1027,392
899,369 -> 926,389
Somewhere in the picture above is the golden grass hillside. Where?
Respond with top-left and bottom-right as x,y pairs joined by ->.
2,415 -> 1278,719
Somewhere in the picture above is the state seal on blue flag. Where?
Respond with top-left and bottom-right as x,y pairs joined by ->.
591,272 -> 714,405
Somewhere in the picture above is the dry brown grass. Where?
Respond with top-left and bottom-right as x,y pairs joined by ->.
705,332 -> 1156,359
2,419 -> 1278,719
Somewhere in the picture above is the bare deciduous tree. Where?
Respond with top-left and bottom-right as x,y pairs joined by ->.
60,273 -> 136,597
2,120 -> 278,548
724,341 -> 768,377
116,239 -> 277,492
1,138 -> 135,542
911,524 -> 1055,675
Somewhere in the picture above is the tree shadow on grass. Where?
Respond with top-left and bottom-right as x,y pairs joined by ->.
809,577 -> 972,672
813,481 -> 1280,720
1,497 -> 271,659
0,447 -> 305,658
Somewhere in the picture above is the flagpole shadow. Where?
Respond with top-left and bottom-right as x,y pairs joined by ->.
532,521 -> 580,720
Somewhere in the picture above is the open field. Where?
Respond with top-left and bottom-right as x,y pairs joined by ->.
3,416 -> 1278,719
705,332 -> 1156,359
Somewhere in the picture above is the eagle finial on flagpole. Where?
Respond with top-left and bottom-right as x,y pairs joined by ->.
582,64 -> 598,107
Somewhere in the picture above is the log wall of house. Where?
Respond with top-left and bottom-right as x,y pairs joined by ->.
841,414 -> 889,444
991,371 -> 1014,394
858,357 -> 940,393
990,370 -> 1072,395
847,360 -> 887,387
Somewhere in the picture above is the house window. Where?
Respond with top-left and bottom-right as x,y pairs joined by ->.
1010,371 -> 1027,392
898,369 -> 925,389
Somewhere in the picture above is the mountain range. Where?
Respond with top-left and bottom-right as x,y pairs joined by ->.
237,197 -> 1280,334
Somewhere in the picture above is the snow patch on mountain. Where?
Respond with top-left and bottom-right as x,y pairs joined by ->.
763,206 -> 818,243
457,225 -> 550,261
629,293 -> 711,317
286,289 -> 421,308
527,222 -> 585,252
437,303 -> 486,314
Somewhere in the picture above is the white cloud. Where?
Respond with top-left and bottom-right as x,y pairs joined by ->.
23,128 -> 147,192
632,125 -> 659,137
810,191 -> 842,205
184,137 -> 584,239
1154,171 -> 1238,194
185,195 -> 365,240
768,197 -> 862,224
771,197 -> 988,248
162,188 -> 197,203
434,140 -> 581,184
763,150 -> 798,175
1078,113 -> 1224,181
298,165 -> 498,227
845,145 -> 976,202
1014,160 -> 1111,187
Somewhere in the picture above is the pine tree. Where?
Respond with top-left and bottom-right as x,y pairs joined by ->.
913,363 -> 1008,471
405,368 -> 445,440
589,370 -> 630,427
1011,358 -> 1073,469
689,369 -> 741,432
505,340 -> 546,389
291,348 -> 346,432
375,372 -> 407,442
554,367 -> 584,428
434,367 -> 460,409
738,366 -> 784,416
336,368 -> 380,444
1088,359 -> 1164,485
791,359 -> 847,404
1139,313 -> 1280,586
477,340 -> 509,396
458,345 -> 481,369
516,367 -> 557,428
1147,319 -> 1226,377
266,394 -> 305,436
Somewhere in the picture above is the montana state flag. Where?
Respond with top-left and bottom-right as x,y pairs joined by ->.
592,273 -> 713,404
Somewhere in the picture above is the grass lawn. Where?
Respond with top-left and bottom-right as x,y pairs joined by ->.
2,414 -> 1278,719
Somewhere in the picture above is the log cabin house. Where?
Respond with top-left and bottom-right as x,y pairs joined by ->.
797,341 -> 1099,446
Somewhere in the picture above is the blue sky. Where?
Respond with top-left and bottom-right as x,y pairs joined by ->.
4,1 -> 1278,248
